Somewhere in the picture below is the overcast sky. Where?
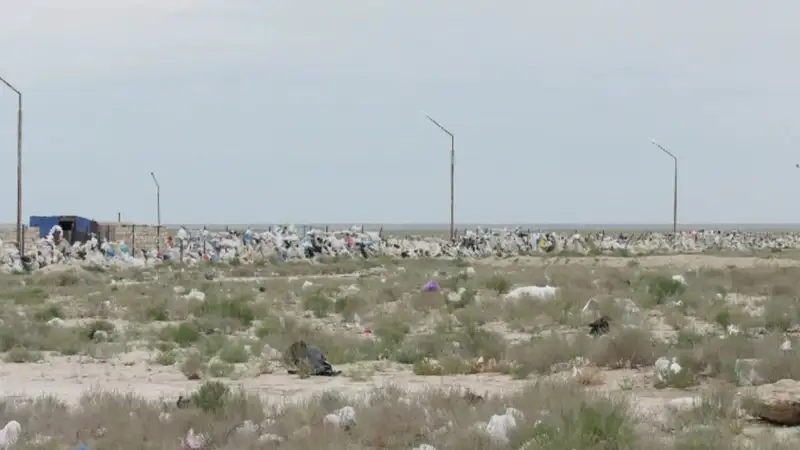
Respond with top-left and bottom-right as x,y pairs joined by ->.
1,1 -> 798,226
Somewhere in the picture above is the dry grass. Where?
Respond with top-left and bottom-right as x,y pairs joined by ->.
1,255 -> 800,448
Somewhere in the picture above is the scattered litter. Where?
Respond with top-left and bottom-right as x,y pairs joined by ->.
4,227 -> 800,272
654,356 -> 682,383
480,408 -> 524,444
0,421 -> 20,450
181,428 -> 205,450
504,285 -> 558,301
672,274 -> 687,285
588,316 -> 610,336
284,341 -> 342,377
422,280 -> 441,292
323,405 -> 356,430
184,289 -> 205,302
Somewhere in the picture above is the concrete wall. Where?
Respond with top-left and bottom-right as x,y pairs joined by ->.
0,226 -> 40,251
103,224 -> 166,251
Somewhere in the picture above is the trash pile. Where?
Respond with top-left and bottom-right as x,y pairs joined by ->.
2,225 -> 800,272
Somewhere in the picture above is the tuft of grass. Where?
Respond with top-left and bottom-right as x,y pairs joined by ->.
190,380 -> 230,414
302,290 -> 334,318
154,350 -> 177,366
160,321 -> 200,347
483,274 -> 512,294
4,346 -> 43,363
218,340 -> 249,364
180,350 -> 205,380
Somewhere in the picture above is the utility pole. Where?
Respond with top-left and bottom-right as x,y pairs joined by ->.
651,139 -> 678,234
150,172 -> 161,252
424,113 -> 455,241
0,75 -> 23,250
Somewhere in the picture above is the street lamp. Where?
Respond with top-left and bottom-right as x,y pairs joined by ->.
651,139 -> 678,234
0,76 -> 23,250
150,172 -> 161,251
423,113 -> 455,241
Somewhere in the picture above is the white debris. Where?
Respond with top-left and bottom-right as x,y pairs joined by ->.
343,284 -> 360,295
0,420 -> 21,450
323,405 -> 357,430
447,292 -> 462,303
46,317 -> 65,327
504,285 -> 558,301
412,445 -> 437,450
781,338 -> 792,351
261,344 -> 281,360
258,433 -> 284,444
92,330 -> 109,342
302,281 -> 314,290
481,408 -> 524,445
182,428 -> 206,450
8,226 -> 800,273
184,289 -> 205,302
236,420 -> 258,436
654,356 -> 682,383
671,274 -> 687,285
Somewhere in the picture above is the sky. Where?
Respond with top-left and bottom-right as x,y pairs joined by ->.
1,1 -> 799,226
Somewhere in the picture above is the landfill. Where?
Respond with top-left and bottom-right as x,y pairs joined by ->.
2,225 -> 800,272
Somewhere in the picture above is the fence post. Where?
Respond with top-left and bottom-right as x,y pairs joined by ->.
131,224 -> 136,256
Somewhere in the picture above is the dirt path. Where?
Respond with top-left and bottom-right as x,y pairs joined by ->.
487,254 -> 800,269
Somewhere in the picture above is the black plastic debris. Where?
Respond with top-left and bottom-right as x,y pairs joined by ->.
588,316 -> 610,336
284,340 -> 341,377
176,395 -> 192,409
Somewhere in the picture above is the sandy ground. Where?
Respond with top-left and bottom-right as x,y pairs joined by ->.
495,254 -> 800,268
0,352 -> 688,419
6,254 -> 795,416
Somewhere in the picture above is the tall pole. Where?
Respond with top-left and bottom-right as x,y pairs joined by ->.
0,76 -> 23,250
150,172 -> 161,252
651,139 -> 678,234
424,113 -> 455,241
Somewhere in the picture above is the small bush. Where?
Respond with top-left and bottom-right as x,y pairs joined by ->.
483,274 -> 512,294
218,341 -> 249,364
646,275 -> 686,304
4,347 -> 43,363
190,381 -> 230,414
180,350 -> 205,380
303,291 -> 333,318
161,321 -> 200,347
154,350 -> 177,366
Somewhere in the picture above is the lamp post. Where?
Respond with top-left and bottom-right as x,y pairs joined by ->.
651,139 -> 678,234
150,172 -> 161,251
0,76 -> 23,250
424,113 -> 455,241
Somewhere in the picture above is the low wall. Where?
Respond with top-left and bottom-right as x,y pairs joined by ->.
104,224 -> 165,252
0,226 -> 40,251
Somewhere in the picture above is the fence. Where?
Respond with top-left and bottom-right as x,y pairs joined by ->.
0,226 -> 40,254
97,223 -> 162,255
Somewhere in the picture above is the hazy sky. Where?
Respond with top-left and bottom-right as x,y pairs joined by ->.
1,1 -> 799,226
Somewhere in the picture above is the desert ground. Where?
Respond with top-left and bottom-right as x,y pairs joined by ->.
1,254 -> 800,449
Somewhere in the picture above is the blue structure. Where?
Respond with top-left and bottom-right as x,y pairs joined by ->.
29,215 -> 98,243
